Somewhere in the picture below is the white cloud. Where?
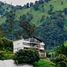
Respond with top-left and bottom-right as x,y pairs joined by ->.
0,0 -> 39,6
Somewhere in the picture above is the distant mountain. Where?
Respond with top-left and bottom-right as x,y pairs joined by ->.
0,0 -> 67,49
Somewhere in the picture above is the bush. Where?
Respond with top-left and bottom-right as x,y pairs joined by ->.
13,49 -> 40,64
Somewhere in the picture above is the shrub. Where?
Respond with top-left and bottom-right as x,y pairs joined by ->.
13,49 -> 40,64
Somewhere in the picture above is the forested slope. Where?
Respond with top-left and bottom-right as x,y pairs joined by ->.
0,0 -> 67,49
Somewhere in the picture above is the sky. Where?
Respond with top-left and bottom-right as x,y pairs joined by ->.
0,0 -> 39,6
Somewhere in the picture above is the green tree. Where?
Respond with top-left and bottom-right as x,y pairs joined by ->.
33,1 -> 39,10
13,49 -> 40,64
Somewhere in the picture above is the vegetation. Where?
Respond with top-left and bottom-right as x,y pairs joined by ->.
0,37 -> 13,59
0,37 -> 13,51
47,42 -> 67,67
34,59 -> 56,67
0,0 -> 67,66
19,14 -> 36,38
53,54 -> 67,67
0,0 -> 67,49
0,51 -> 13,60
34,12 -> 64,49
13,49 -> 40,64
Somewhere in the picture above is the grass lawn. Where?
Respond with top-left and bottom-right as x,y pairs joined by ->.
34,59 -> 56,67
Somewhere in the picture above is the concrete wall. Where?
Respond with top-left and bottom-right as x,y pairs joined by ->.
0,60 -> 33,67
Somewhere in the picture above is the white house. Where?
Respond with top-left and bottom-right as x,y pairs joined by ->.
13,37 -> 46,57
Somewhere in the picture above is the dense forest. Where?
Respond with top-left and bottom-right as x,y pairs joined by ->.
0,0 -> 67,49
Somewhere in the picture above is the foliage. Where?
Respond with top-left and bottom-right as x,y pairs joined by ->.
13,49 -> 40,64
0,0 -> 67,49
33,1 -> 40,10
34,12 -> 64,49
53,54 -> 67,67
64,8 -> 67,15
55,45 -> 67,56
0,37 -> 13,51
49,43 -> 67,67
1,10 -> 16,40
0,51 -> 13,60
0,28 -> 4,38
0,37 -> 13,60
0,1 -> 14,16
0,51 -> 4,60
34,59 -> 56,67
19,13 -> 36,38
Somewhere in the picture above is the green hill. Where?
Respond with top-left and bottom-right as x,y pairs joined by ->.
0,0 -> 67,26
0,0 -> 67,49
15,0 -> 67,26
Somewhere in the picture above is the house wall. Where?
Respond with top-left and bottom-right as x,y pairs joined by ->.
0,60 -> 33,67
13,39 -> 31,53
13,38 -> 45,57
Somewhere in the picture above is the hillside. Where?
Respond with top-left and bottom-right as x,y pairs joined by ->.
16,0 -> 67,26
0,0 -> 67,49
0,0 -> 67,26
